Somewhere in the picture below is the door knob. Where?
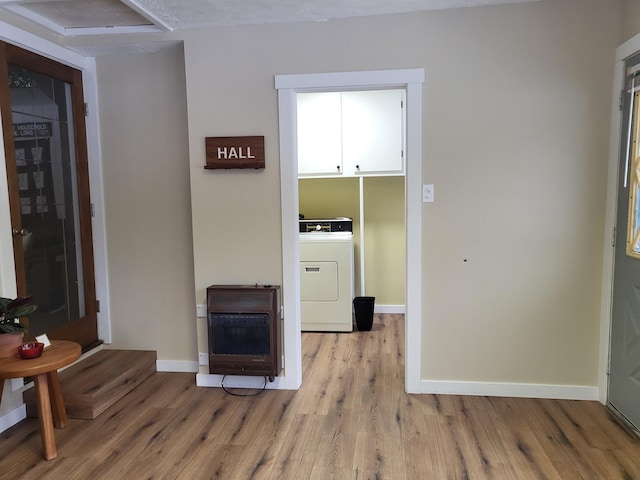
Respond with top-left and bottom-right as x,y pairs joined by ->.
12,228 -> 28,237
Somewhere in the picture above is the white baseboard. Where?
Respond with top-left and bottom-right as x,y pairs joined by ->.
196,372 -> 291,389
375,304 -> 405,314
156,359 -> 199,373
0,404 -> 26,434
159,352 -> 599,401
421,380 -> 599,401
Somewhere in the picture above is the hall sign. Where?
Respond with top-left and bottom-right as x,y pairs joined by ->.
205,136 -> 265,170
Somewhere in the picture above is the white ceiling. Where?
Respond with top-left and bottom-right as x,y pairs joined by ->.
0,0 -> 542,36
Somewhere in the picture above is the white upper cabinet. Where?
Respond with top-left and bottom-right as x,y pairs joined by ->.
297,89 -> 404,177
297,92 -> 343,176
341,89 -> 404,175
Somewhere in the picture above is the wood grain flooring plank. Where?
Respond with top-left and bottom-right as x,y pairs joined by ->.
173,444 -> 248,480
353,430 -> 405,480
606,446 -> 640,479
120,393 -> 245,477
309,465 -> 353,479
267,413 -> 325,479
222,391 -> 298,479
488,397 -> 569,480
315,406 -> 359,468
400,389 -> 472,479
2,315 -> 640,479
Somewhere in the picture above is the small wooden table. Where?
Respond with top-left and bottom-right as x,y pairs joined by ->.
0,340 -> 81,460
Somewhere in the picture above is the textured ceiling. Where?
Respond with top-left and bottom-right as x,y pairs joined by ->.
14,0 -> 152,29
0,0 -> 542,34
0,0 -> 543,55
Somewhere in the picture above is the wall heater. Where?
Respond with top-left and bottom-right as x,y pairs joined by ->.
206,284 -> 281,381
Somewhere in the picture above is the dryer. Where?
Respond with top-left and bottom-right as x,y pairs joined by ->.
299,219 -> 354,332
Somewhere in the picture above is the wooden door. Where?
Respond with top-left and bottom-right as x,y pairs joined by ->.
0,41 -> 98,350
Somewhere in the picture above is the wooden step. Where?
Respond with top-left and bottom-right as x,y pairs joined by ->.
24,349 -> 156,420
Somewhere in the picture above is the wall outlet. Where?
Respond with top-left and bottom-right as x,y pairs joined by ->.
196,304 -> 207,318
198,352 -> 208,366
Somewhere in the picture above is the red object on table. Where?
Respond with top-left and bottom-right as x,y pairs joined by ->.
0,340 -> 81,460
17,342 -> 45,359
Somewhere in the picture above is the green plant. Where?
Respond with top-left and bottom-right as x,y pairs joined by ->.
0,296 -> 38,334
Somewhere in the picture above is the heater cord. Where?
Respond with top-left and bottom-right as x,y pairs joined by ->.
221,375 -> 268,396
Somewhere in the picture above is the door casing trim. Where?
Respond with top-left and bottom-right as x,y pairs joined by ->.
276,68 -> 425,392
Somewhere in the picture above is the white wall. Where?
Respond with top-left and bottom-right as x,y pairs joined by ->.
0,0 -> 626,401
418,1 -> 618,387
95,45 -> 197,366
622,0 -> 640,43
181,0 -> 619,392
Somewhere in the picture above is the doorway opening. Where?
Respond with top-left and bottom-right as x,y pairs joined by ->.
276,69 -> 425,392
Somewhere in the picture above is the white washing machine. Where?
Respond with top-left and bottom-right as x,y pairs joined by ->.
299,224 -> 354,332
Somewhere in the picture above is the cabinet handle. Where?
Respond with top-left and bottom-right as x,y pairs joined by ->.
336,165 -> 340,171
355,164 -> 360,170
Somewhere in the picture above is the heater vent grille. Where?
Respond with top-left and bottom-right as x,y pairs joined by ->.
209,293 -> 271,310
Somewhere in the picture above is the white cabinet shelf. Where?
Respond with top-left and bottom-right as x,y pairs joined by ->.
297,89 -> 404,178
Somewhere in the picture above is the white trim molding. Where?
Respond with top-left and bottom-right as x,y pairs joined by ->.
375,304 -> 405,314
0,20 -> 88,68
275,68 -> 425,394
157,360 -> 199,373
196,373 -> 286,390
422,380 -> 599,401
0,404 -> 26,434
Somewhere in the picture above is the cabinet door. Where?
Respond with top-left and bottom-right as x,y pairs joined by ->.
297,92 -> 343,176
342,89 -> 404,175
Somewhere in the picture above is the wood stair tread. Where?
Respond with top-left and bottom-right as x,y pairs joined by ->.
24,349 -> 156,419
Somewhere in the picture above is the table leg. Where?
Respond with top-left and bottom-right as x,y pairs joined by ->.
47,371 -> 67,429
34,373 -> 56,461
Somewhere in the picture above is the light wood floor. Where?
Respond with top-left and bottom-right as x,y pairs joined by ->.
2,314 -> 640,479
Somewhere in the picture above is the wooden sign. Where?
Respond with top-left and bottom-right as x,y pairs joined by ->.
205,136 -> 265,170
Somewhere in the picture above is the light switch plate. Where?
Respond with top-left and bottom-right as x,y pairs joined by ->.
422,184 -> 434,203
196,304 -> 207,318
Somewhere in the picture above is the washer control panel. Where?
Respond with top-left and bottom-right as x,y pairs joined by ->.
299,217 -> 352,233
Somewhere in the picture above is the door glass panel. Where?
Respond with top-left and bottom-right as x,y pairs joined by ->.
8,65 -> 85,335
627,87 -> 640,258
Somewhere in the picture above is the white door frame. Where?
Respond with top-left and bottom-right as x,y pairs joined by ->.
601,33 -> 640,404
276,68 -> 425,392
